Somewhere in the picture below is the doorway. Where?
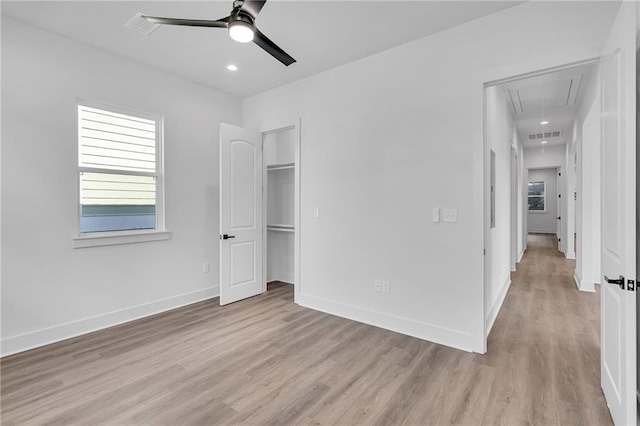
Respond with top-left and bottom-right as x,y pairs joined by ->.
262,125 -> 300,298
526,167 -> 560,239
219,122 -> 301,306
482,39 -> 636,422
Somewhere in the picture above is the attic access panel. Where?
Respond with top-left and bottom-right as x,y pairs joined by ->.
507,74 -> 583,115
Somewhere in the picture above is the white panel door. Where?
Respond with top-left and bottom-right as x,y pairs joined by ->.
220,123 -> 264,305
599,3 -> 637,425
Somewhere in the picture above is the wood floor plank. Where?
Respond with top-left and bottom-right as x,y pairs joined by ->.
1,236 -> 613,425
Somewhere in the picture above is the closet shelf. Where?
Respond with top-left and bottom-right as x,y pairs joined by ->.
267,225 -> 295,232
267,163 -> 295,171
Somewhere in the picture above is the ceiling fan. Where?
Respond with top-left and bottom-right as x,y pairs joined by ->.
142,0 -> 296,66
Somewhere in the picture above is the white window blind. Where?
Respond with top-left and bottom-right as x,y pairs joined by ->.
78,101 -> 163,234
79,105 -> 156,172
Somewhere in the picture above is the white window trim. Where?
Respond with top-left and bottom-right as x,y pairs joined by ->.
75,98 -> 167,247
72,230 -> 171,249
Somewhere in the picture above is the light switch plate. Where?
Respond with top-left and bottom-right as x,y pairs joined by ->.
443,208 -> 458,223
432,208 -> 440,223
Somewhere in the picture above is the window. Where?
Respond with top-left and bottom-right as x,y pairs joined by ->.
77,100 -> 163,235
528,181 -> 545,211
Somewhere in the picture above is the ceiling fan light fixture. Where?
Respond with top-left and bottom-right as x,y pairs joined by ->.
229,20 -> 254,43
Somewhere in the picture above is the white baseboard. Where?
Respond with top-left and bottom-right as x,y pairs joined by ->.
1,286 -> 219,358
485,277 -> 511,338
573,275 -> 596,293
297,293 -> 474,353
267,272 -> 295,285
517,248 -> 526,263
565,251 -> 576,260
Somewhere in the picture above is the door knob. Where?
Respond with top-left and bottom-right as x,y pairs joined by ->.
556,216 -> 561,220
221,234 -> 236,240
604,275 -> 625,289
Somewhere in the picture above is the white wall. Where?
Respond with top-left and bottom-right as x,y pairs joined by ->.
243,1 -> 618,352
485,86 -> 516,335
574,69 -> 601,293
635,37 -> 639,402
526,169 -> 559,233
517,141 -> 527,262
1,18 -> 242,356
565,139 -> 577,259
525,144 -> 566,169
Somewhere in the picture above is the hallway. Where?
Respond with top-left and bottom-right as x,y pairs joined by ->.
484,233 -> 611,424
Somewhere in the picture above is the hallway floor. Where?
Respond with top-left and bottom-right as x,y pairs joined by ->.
484,232 -> 612,424
1,234 -> 612,425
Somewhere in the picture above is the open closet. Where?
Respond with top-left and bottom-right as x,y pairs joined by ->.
263,128 -> 296,285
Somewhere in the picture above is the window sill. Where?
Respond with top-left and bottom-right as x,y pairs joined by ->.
72,230 -> 171,249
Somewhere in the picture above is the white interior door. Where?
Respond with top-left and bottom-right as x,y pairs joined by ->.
599,3 -> 637,425
220,123 -> 264,305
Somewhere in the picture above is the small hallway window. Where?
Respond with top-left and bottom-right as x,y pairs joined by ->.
78,100 -> 164,234
528,181 -> 546,211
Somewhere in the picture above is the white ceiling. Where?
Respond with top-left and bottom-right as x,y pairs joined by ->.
500,62 -> 598,149
2,1 -> 523,98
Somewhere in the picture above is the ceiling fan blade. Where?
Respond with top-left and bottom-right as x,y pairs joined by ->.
142,16 -> 230,28
253,29 -> 296,66
239,0 -> 266,19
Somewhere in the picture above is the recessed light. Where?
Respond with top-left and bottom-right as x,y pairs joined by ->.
541,140 -> 548,144
540,120 -> 549,125
227,64 -> 238,71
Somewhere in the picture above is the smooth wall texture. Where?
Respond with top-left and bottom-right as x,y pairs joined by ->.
485,85 -> 517,335
1,18 -> 242,355
574,69 -> 601,292
516,143 -> 527,262
636,43 -> 639,400
243,1 -> 618,352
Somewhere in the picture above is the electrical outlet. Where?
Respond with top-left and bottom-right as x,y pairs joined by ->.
374,279 -> 382,292
382,280 -> 390,293
313,207 -> 319,218
203,263 -> 210,273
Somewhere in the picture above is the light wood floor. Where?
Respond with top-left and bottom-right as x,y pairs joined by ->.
1,233 -> 612,425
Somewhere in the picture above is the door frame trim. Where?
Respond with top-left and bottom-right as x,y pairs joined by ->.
478,56 -> 602,353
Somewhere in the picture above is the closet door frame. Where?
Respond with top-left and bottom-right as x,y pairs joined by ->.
261,121 -> 301,303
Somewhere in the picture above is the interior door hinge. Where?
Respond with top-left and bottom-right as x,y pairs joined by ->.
628,279 -> 635,292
